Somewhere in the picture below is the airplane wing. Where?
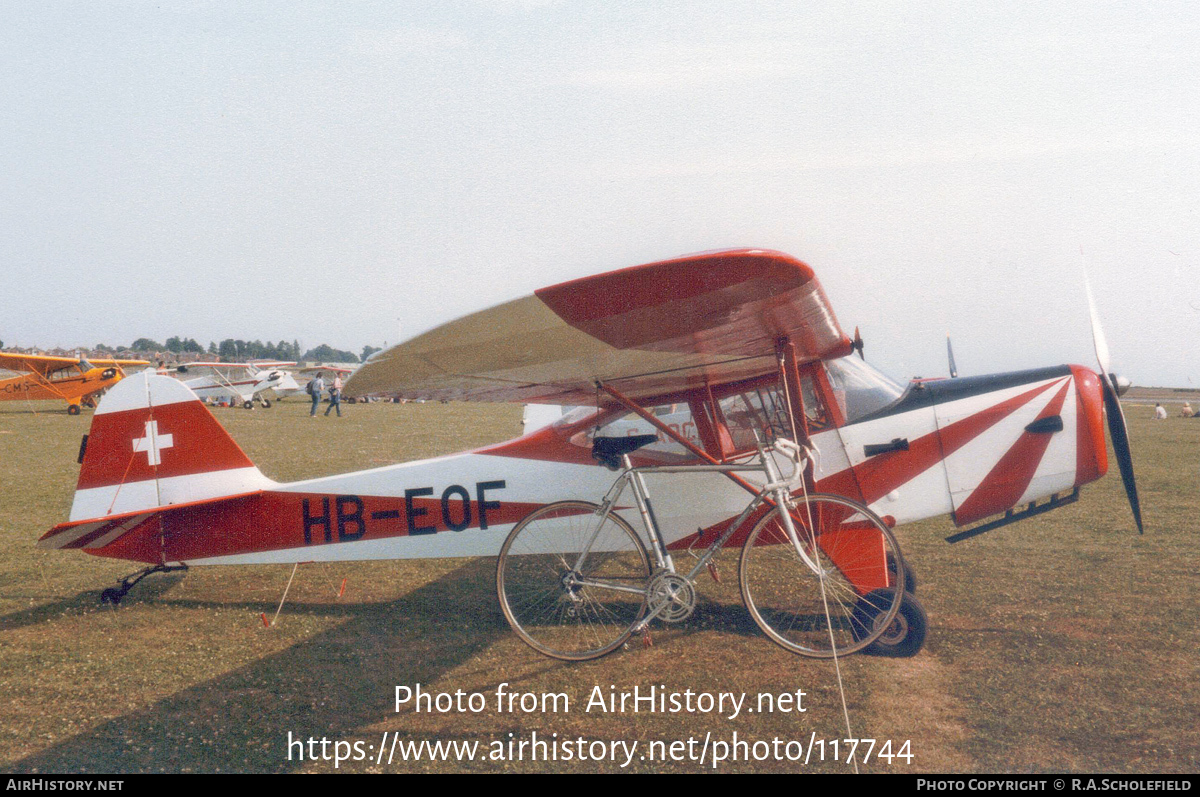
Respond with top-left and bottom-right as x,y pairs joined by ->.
0,353 -> 149,377
0,352 -> 86,377
345,249 -> 850,404
301,365 -> 354,375
90,358 -> 151,369
182,361 -> 248,370
247,360 -> 298,369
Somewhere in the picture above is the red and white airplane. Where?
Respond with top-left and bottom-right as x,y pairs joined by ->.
37,250 -> 1140,657
174,361 -> 301,408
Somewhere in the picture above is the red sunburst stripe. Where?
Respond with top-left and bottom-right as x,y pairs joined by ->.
818,377 -> 1067,505
953,381 -> 1070,525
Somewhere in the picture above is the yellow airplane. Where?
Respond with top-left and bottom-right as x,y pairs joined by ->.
0,352 -> 149,414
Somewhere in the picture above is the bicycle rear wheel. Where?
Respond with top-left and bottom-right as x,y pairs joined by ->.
739,493 -> 906,658
496,501 -> 651,661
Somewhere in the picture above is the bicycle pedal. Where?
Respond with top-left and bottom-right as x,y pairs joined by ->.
707,561 -> 721,583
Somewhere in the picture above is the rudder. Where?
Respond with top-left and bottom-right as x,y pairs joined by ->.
68,371 -> 274,522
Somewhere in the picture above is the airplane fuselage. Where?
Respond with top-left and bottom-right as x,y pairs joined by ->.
42,361 -> 1109,568
0,367 -> 124,410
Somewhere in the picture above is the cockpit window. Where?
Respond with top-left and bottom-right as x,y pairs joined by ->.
568,403 -> 699,463
719,384 -> 793,448
824,356 -> 905,424
556,406 -> 601,427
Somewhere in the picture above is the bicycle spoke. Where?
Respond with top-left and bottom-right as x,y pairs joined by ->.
498,501 -> 650,661
741,496 -> 904,658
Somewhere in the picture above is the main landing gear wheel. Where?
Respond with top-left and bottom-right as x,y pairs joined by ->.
739,493 -> 906,658
260,398 -> 272,408
888,552 -> 918,594
854,588 -> 928,658
67,404 -> 81,416
243,400 -> 254,409
497,501 -> 651,661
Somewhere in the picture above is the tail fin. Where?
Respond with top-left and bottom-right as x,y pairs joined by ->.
64,371 -> 274,523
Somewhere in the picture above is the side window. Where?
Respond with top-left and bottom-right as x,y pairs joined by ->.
572,402 -> 700,463
799,374 -> 832,431
718,384 -> 793,450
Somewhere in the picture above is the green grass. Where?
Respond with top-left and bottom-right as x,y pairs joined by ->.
0,399 -> 1195,773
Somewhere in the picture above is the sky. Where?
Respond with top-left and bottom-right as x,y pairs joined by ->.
1,1 -> 1197,385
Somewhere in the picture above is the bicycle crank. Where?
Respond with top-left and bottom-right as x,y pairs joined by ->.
646,572 -> 696,623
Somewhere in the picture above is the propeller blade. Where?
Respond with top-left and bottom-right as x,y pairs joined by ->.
852,327 -> 864,360
946,334 -> 958,378
1085,277 -> 1111,377
1100,379 -> 1144,534
1086,275 -> 1143,533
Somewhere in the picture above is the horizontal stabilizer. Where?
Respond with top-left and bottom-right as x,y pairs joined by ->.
38,490 -> 263,551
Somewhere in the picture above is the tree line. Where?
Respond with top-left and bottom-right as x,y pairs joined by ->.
91,338 -> 382,364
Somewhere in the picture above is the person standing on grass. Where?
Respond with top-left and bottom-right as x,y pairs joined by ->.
308,372 -> 325,417
325,373 -> 343,417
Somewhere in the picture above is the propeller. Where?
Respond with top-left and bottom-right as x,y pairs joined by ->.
852,327 -> 865,360
1086,278 -> 1143,534
946,334 -> 958,378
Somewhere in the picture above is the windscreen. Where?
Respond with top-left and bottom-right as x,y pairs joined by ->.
824,356 -> 905,424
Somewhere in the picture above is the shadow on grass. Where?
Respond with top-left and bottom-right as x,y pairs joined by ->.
0,574 -> 187,633
13,559 -> 507,774
686,597 -> 763,637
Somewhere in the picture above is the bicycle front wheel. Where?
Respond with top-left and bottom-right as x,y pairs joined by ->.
740,493 -> 906,658
496,501 -> 651,661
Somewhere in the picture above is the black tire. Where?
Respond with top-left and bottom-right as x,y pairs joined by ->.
854,588 -> 928,658
497,500 -> 651,661
740,494 -> 906,658
243,400 -> 254,409
260,398 -> 272,408
67,404 -> 81,416
888,552 -> 918,594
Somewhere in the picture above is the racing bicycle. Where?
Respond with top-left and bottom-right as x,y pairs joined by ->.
495,433 -> 909,661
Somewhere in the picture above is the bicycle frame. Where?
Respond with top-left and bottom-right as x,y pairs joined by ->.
567,439 -> 824,619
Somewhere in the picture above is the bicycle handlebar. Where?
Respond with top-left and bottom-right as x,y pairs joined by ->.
759,437 -> 811,492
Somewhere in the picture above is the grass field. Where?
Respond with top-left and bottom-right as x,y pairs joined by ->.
0,397 -> 1196,773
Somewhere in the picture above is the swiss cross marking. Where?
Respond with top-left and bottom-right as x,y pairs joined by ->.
132,420 -> 174,466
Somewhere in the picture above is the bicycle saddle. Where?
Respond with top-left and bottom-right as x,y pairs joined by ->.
591,434 -> 659,470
